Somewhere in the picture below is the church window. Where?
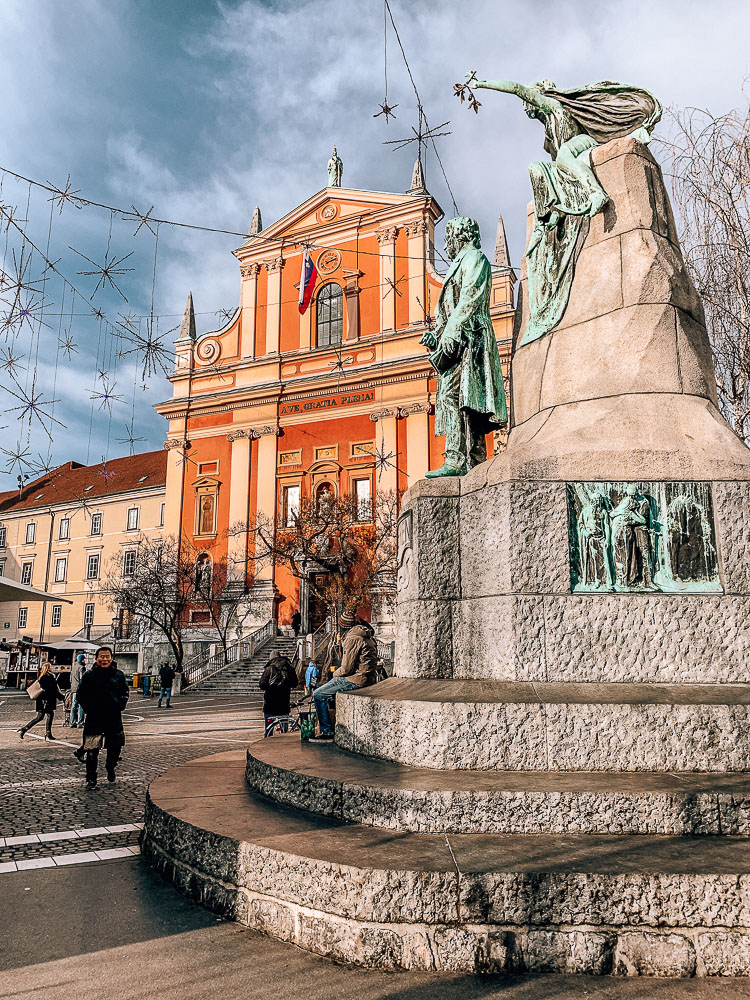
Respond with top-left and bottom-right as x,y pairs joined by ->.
195,492 -> 217,536
282,485 -> 300,528
316,283 -> 343,347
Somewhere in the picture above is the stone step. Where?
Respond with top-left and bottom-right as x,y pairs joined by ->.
246,736 -> 750,836
144,750 -> 750,976
190,636 -> 301,694
337,678 -> 750,772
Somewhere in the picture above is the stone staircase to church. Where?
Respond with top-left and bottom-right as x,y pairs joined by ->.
187,630 -> 300,697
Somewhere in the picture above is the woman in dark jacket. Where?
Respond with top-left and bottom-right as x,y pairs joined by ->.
18,663 -> 64,741
258,654 -> 298,736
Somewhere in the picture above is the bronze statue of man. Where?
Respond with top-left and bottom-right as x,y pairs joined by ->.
420,216 -> 507,477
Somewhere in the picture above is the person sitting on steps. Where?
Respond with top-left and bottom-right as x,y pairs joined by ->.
311,609 -> 378,741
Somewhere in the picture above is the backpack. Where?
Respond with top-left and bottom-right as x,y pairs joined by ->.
266,661 -> 289,688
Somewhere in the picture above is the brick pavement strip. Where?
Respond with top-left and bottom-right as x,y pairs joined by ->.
0,691 -> 263,839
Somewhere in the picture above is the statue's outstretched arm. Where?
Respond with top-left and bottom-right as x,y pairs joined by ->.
469,76 -> 556,115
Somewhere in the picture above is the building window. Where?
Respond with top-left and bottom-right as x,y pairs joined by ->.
86,553 -> 100,580
316,282 -> 343,347
0,560 -> 5,577
54,557 -> 67,583
190,610 -> 211,625
91,513 -> 102,536
20,562 -> 33,586
195,494 -> 216,536
195,553 -> 212,589
0,526 -> 6,548
159,502 -> 165,527
282,485 -> 300,528
18,607 -> 27,629
126,507 -> 139,531
25,522 -> 36,544
51,605 -> 62,628
354,478 -> 372,521
83,602 -> 95,627
59,518 -> 70,540
122,550 -> 137,576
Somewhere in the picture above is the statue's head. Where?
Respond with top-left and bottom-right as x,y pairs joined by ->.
445,217 -> 481,259
332,146 -> 337,155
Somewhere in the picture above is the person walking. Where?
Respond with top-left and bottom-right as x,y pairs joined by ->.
69,653 -> 87,728
157,662 -> 175,708
311,610 -> 378,741
75,646 -> 129,790
291,609 -> 302,638
18,663 -> 64,741
258,652 -> 299,736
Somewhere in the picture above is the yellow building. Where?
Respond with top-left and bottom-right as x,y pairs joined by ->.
0,452 -> 166,678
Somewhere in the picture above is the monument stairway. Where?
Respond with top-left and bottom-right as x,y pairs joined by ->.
189,634 -> 299,696
143,135 -> 750,976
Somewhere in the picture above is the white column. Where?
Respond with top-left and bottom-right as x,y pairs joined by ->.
405,402 -> 432,481
254,427 -> 279,582
239,262 -> 260,357
376,227 -> 398,332
370,408 -> 400,494
404,219 -> 428,326
226,431 -> 251,577
264,257 -> 284,354
163,439 -> 188,538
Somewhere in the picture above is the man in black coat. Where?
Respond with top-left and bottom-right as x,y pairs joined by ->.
75,646 -> 129,789
157,662 -> 176,708
258,653 -> 298,736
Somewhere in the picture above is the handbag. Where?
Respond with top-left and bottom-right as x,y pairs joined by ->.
83,733 -> 104,751
27,680 -> 43,700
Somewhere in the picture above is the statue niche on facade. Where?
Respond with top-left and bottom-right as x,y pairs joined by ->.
327,146 -> 343,187
459,74 -> 662,344
420,216 -> 507,477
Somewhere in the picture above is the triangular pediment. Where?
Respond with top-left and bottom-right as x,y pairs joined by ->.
236,187 -> 417,251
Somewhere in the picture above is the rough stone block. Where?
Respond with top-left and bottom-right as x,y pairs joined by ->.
613,931 -> 696,977
715,481 -> 750,594
394,599 -> 453,678
555,233 -> 623,331
239,892 -> 296,941
460,483 -> 511,597
509,480 -> 569,593
416,496 -> 460,600
698,931 -> 750,976
619,227 -> 704,325
512,334 -> 549,426
676,309 -> 718,404
451,596 -> 544,681
518,930 -> 614,975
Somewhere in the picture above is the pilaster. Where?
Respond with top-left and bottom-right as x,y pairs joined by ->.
343,269 -> 362,342
370,408 -> 403,494
376,227 -> 398,333
264,257 -> 284,355
404,219 -> 428,326
253,426 -> 281,582
226,430 -> 252,574
163,438 -> 189,538
239,262 -> 261,357
405,401 -> 432,482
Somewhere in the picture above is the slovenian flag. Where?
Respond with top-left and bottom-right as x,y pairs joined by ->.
298,250 -> 317,315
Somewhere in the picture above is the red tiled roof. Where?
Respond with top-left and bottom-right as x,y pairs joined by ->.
0,451 -> 166,514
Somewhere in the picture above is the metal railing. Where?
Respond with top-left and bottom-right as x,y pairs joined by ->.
310,617 -> 332,660
182,619 -> 276,687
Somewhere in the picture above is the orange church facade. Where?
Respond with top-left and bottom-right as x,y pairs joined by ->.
156,169 -> 515,633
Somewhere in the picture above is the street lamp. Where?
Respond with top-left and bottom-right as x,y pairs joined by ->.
111,615 -> 120,654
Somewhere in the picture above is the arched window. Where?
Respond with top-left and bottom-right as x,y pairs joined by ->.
316,283 -> 343,347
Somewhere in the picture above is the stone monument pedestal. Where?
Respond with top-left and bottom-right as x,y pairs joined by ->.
143,137 -> 750,976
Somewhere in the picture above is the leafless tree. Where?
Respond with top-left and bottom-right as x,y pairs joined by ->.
101,534 -> 194,671
237,489 -> 401,623
658,93 -> 750,442
191,546 -> 254,665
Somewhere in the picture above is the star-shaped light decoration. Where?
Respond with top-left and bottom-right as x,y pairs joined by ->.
216,306 -> 236,325
1,440 -> 32,475
29,451 -> 56,477
382,274 -> 407,302
0,203 -> 28,236
3,376 -> 64,440
0,245 -> 42,311
117,311 -> 139,333
0,345 -> 25,379
116,421 -> 146,455
99,457 -> 116,484
42,257 -> 62,276
70,245 -> 135,301
89,378 -> 123,413
373,432 -> 401,483
119,319 -> 176,380
327,343 -> 355,393
374,100 -> 399,122
47,175 -> 83,214
130,204 -> 156,237
58,332 -> 78,359
382,117 -> 452,154
7,291 -> 53,335
92,306 -> 106,322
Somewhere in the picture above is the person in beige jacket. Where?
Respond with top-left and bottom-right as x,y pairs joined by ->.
311,609 -> 378,740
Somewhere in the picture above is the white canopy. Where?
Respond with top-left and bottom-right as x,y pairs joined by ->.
0,576 -> 74,604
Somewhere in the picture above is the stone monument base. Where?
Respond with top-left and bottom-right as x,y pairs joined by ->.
144,745 -> 750,976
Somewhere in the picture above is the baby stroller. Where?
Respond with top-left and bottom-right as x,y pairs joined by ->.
263,694 -> 315,737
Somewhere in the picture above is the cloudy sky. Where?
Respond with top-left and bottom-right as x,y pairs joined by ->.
0,0 -> 748,489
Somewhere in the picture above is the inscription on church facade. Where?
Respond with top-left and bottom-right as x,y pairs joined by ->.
567,481 -> 721,594
280,390 -> 375,415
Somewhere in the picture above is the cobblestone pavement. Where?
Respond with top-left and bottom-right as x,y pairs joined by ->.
0,687 -> 266,868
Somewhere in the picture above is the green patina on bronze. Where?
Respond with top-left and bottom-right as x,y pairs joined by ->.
466,76 -> 662,344
567,481 -> 722,594
327,146 -> 343,187
420,217 -> 507,478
